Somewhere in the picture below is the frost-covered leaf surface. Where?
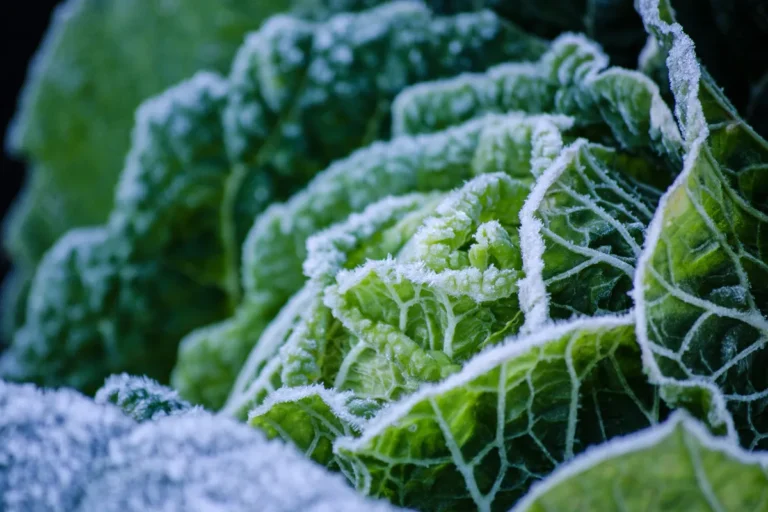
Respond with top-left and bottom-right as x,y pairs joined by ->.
177,112 -> 562,409
227,171 -> 540,421
4,0 -> 399,276
512,412 -> 768,512
0,380 -> 404,512
635,0 -> 768,450
519,140 -> 665,329
0,381 -> 134,512
334,316 -> 667,511
77,413 -> 401,512
0,228 -> 228,393
95,374 -> 195,422
4,2 -> 537,396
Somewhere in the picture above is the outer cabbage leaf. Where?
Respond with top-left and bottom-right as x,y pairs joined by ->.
4,2 -> 540,394
392,33 -> 683,168
95,374 -> 196,422
518,140 -> 667,330
0,228 -> 228,393
0,380 -> 403,512
512,412 -> 768,512
635,0 -> 768,450
334,315 -> 667,511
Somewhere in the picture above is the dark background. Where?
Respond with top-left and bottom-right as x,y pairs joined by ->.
2,2 -> 59,286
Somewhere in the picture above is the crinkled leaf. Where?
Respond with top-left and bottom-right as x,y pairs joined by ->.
179,112 -> 560,409
94,374 -> 195,422
518,140 -> 666,329
335,316 -> 667,511
182,194 -> 438,410
226,115 -> 571,417
392,33 -> 683,168
0,229 -> 228,393
249,386 -> 376,468
512,412 -> 768,512
635,0 -> 768,450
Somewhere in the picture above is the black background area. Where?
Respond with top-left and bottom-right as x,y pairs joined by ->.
1,2 -> 59,287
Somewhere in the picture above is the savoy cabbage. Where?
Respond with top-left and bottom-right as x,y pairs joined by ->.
1,0 -> 767,510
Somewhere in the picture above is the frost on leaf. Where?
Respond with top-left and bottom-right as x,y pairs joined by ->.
222,194 -> 441,417
334,315 -> 667,512
635,0 -> 768,450
392,33 -> 682,169
224,2 -> 546,185
177,113 -> 551,409
95,374 -> 195,422
518,140 -> 666,330
6,2 -> 538,397
76,413 -> 401,512
249,386 -> 377,469
0,229 -> 227,394
110,73 -> 237,292
0,380 -> 402,512
0,381 -> 134,512
512,412 -> 768,512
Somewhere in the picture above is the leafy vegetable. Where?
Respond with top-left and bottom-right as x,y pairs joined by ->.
3,0 -> 767,511
2,2 -> 541,394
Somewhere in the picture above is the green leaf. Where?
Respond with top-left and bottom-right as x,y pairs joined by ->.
518,140 -> 667,329
334,315 -> 667,511
225,113 -> 572,417
635,0 -> 768,450
512,412 -> 768,512
0,228 -> 228,394
249,386 -> 375,468
178,112 -> 564,409
94,374 -> 195,422
180,193 -> 438,410
392,33 -> 682,168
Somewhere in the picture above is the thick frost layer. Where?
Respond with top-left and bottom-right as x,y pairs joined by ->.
0,381 -> 134,512
0,380 -> 402,512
